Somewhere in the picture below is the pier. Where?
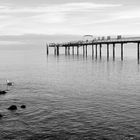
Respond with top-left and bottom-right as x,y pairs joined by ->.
47,36 -> 140,62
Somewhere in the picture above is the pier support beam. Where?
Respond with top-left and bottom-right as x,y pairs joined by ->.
77,45 -> 79,55
121,43 -> 123,61
56,45 -> 59,55
46,43 -> 49,55
137,42 -> 140,62
92,44 -> 94,56
99,44 -> 102,59
65,47 -> 68,55
85,45 -> 87,56
107,44 -> 109,60
113,43 -> 115,60
95,44 -> 98,59
68,46 -> 70,55
83,45 -> 85,56
72,46 -> 74,55
54,45 -> 57,55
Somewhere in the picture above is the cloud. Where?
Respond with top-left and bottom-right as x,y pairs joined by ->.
3,2 -> 140,36
0,2 -> 121,13
0,2 -> 122,35
115,9 -> 140,20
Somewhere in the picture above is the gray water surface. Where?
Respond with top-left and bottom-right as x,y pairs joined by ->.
0,45 -> 140,140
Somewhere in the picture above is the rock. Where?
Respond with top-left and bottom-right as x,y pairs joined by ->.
21,105 -> 26,109
8,105 -> 17,111
0,114 -> 3,118
101,137 -> 110,140
0,90 -> 7,95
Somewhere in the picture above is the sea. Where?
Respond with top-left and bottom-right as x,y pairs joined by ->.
0,42 -> 140,140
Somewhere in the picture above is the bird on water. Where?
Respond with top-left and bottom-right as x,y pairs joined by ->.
6,80 -> 14,86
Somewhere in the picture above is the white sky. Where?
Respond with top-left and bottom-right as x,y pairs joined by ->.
0,0 -> 140,35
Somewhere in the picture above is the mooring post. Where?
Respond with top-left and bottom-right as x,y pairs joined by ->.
99,44 -> 102,59
121,43 -> 123,61
95,44 -> 98,59
113,43 -> 115,60
92,44 -> 94,56
46,43 -> 49,55
107,43 -> 109,60
137,42 -> 140,62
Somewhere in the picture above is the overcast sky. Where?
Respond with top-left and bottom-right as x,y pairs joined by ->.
0,0 -> 140,36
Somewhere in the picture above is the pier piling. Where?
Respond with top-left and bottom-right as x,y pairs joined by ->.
56,45 -> 59,55
121,43 -> 123,61
107,44 -> 109,60
68,46 -> 70,55
86,45 -> 87,56
46,44 -> 49,55
138,43 -> 140,61
72,46 -> 74,55
54,45 -> 57,55
65,47 -> 67,55
92,44 -> 94,56
77,45 -> 79,55
95,44 -> 98,59
83,45 -> 84,56
113,43 -> 115,60
99,44 -> 102,59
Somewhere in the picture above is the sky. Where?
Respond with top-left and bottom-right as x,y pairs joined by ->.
0,0 -> 140,36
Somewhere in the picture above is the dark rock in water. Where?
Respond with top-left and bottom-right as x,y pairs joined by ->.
21,105 -> 26,109
7,83 -> 13,86
0,90 -> 7,95
8,105 -> 17,111
101,137 -> 110,140
0,114 -> 3,118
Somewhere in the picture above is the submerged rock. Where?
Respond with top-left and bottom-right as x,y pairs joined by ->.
0,90 -> 7,95
21,105 -> 26,109
8,105 -> 17,111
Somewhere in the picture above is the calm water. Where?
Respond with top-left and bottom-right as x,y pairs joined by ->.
0,44 -> 140,140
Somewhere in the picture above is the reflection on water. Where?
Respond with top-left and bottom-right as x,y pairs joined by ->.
0,46 -> 140,140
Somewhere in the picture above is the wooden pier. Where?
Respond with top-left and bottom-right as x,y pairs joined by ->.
46,36 -> 140,62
